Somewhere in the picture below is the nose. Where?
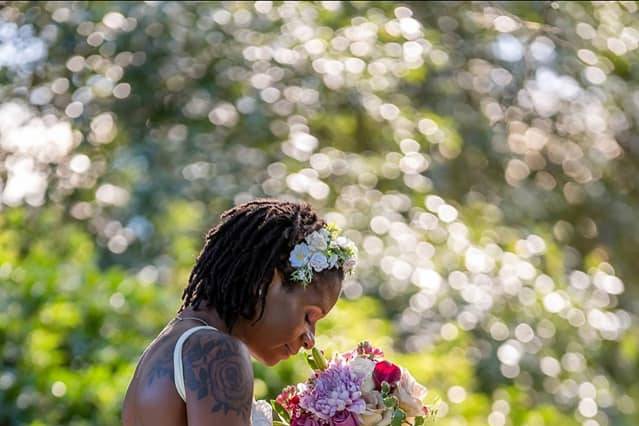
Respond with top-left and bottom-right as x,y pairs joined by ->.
302,329 -> 315,350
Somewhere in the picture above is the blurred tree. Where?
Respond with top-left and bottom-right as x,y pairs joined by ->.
1,1 -> 638,425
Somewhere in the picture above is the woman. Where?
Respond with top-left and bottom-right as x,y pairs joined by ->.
122,198 -> 356,425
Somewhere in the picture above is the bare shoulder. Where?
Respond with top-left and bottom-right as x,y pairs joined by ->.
181,329 -> 254,426
122,324 -> 187,426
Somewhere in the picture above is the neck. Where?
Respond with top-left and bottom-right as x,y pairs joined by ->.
177,306 -> 259,361
177,306 -> 233,335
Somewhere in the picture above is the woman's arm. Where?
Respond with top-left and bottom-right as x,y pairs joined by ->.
182,331 -> 254,425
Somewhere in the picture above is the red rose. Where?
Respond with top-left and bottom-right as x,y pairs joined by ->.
372,360 -> 402,390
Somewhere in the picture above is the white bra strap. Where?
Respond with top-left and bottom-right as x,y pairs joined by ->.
173,325 -> 219,401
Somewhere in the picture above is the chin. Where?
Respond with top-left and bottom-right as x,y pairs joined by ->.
253,351 -> 282,367
259,356 -> 282,367
264,357 -> 281,367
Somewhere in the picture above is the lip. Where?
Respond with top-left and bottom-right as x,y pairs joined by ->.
285,344 -> 292,356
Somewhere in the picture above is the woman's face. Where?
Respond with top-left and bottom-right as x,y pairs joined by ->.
237,268 -> 342,366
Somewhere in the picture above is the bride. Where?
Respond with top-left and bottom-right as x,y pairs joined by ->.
122,199 -> 355,426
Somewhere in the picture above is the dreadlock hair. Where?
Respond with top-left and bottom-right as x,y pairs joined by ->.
178,198 -> 345,333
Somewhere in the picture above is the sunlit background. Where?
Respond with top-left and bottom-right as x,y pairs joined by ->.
1,1 -> 638,425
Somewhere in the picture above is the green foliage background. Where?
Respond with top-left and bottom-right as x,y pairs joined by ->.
1,1 -> 638,425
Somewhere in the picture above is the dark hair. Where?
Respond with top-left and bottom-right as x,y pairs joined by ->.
178,198 -> 345,332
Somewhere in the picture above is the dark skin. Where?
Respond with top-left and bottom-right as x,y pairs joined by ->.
122,268 -> 342,426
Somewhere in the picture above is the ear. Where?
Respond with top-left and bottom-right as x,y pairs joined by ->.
269,267 -> 284,291
273,267 -> 282,282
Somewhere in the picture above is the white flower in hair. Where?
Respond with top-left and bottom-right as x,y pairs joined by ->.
289,222 -> 358,286
335,236 -> 351,249
289,242 -> 312,268
318,227 -> 331,241
308,251 -> 329,272
342,257 -> 357,273
305,230 -> 328,251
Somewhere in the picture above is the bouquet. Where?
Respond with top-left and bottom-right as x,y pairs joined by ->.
271,341 -> 436,426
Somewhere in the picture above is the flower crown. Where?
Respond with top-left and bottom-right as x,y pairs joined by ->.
288,223 -> 358,287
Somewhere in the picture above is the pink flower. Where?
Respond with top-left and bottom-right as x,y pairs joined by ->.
276,385 -> 300,413
372,361 -> 401,391
356,341 -> 384,360
331,410 -> 359,426
396,367 -> 428,417
342,351 -> 355,361
291,414 -> 322,426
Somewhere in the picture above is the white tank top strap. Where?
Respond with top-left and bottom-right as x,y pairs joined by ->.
173,325 -> 219,401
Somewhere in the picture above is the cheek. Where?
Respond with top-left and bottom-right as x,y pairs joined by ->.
256,303 -> 302,342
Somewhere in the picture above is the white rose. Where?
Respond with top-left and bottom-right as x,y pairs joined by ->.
335,236 -> 350,248
306,230 -> 328,251
379,409 -> 393,426
361,374 -> 375,394
356,410 -> 382,426
349,357 -> 376,393
396,367 -> 427,417
308,251 -> 329,272
356,396 -> 389,426
362,390 -> 384,409
319,227 -> 331,241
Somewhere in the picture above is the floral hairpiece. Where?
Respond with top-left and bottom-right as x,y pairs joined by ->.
288,223 -> 358,287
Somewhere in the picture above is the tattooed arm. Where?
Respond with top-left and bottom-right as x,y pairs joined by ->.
182,331 -> 254,426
